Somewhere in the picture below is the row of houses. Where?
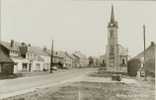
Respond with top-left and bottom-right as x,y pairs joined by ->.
0,40 -> 89,75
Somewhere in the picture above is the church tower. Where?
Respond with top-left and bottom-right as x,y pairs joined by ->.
106,5 -> 119,72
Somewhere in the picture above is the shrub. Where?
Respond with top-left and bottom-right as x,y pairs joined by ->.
127,58 -> 141,76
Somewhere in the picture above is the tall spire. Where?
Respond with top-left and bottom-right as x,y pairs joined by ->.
110,5 -> 115,22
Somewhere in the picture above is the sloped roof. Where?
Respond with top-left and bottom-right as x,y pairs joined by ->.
55,51 -> 66,57
69,54 -> 76,60
0,41 -> 19,51
73,51 -> 87,59
134,42 -> 156,59
64,52 -> 74,59
44,49 -> 64,58
37,56 -> 45,62
28,46 -> 49,56
133,42 -> 155,74
0,48 -> 14,63
72,54 -> 80,59
118,44 -> 128,56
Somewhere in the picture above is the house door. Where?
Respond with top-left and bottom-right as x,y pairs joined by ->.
29,63 -> 32,72
22,63 -> 28,72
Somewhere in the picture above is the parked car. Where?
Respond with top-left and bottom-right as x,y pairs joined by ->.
52,66 -> 58,71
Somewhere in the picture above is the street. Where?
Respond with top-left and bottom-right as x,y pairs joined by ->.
0,68 -> 96,99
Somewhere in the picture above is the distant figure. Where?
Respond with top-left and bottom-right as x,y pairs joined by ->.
137,63 -> 144,78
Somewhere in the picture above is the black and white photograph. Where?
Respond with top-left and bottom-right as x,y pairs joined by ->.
0,0 -> 155,100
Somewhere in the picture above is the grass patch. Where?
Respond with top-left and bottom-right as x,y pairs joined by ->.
38,81 -> 154,100
89,69 -> 128,78
7,80 -> 155,100
0,74 -> 19,80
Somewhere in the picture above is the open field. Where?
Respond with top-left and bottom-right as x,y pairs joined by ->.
36,81 -> 155,100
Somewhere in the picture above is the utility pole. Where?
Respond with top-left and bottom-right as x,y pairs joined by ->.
0,0 -> 1,41
50,40 -> 54,73
143,24 -> 147,80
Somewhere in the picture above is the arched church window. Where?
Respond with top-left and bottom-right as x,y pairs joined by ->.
122,59 -> 125,65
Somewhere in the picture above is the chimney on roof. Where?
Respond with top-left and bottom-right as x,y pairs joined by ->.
19,42 -> 28,58
10,40 -> 14,47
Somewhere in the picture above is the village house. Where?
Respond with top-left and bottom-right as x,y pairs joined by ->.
99,55 -> 106,66
64,52 -> 73,68
69,54 -> 79,68
56,51 -> 73,69
44,49 -> 64,69
73,51 -> 89,67
0,43 -> 14,75
26,46 -> 50,72
133,41 -> 155,77
0,40 -> 29,73
92,57 -> 101,67
72,54 -> 80,68
53,51 -> 64,65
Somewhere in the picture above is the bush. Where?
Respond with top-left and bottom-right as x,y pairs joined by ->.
127,58 -> 141,76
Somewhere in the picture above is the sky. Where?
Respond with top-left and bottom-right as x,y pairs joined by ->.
1,0 -> 156,57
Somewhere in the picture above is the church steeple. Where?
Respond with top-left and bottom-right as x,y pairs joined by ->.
110,5 -> 115,22
108,5 -> 118,28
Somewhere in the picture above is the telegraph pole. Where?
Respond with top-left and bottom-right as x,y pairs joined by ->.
50,40 -> 54,73
0,0 -> 1,41
143,25 -> 147,80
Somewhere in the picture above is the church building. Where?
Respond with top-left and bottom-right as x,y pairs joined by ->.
106,6 -> 128,73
